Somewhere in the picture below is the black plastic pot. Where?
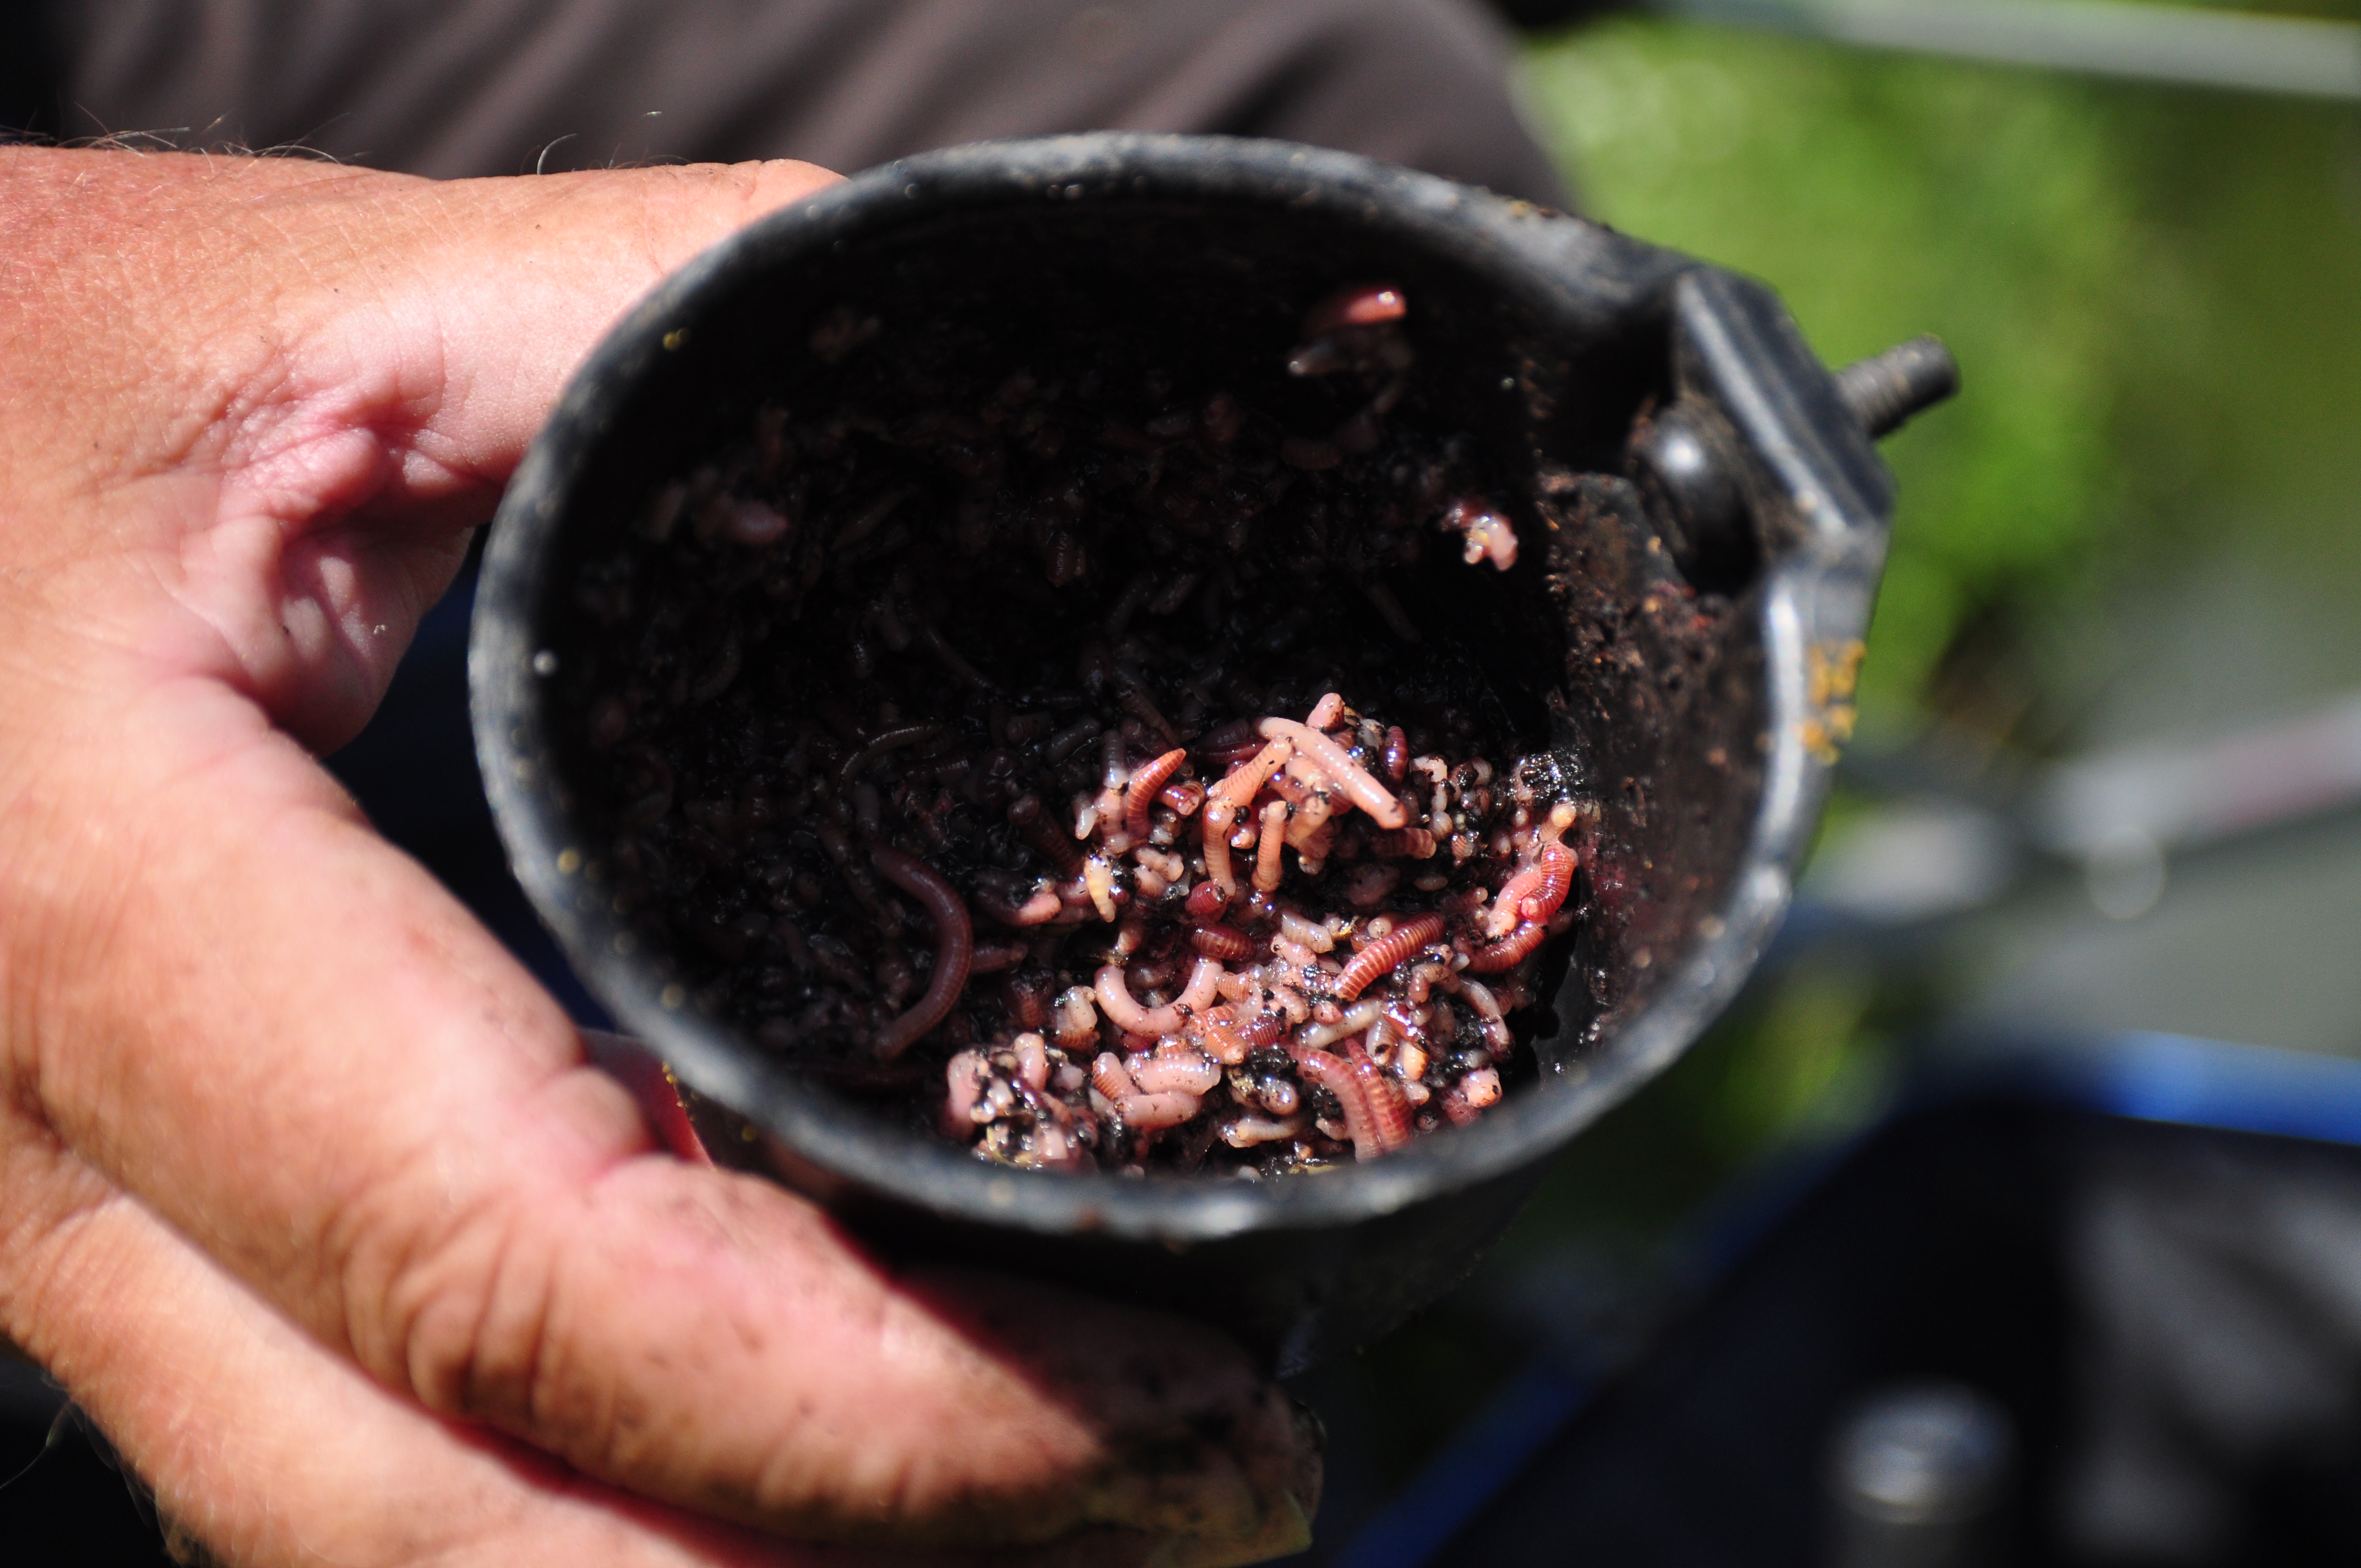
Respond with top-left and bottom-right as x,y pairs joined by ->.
471,133 -> 1948,1373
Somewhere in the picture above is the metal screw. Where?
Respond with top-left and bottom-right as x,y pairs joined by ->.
1836,336 -> 1961,439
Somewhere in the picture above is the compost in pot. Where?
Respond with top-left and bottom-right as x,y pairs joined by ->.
559,277 -> 1662,1177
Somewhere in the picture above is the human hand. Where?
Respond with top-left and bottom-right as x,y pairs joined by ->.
0,148 -> 1316,1567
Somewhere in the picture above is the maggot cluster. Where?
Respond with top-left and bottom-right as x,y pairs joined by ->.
563,280 -> 1598,1176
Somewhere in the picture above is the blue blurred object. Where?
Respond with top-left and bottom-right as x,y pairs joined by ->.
1330,1027 -> 2361,1568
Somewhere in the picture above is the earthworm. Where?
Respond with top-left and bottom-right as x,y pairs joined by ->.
1348,1042 -> 1416,1154
1395,1039 -> 1429,1082
1272,933 -> 1320,971
1191,923 -> 1256,961
970,941 -> 1030,974
1305,692 -> 1346,730
1296,1043 -> 1412,1159
1119,1090 -> 1204,1131
1013,1033 -> 1051,1091
1114,674 -> 1182,749
1254,1075 -> 1301,1115
1083,855 -> 1120,922
1303,283 -> 1407,336
943,1050 -> 991,1131
1237,1010 -> 1286,1050
1101,728 -> 1130,789
1487,840 -> 1574,937
1185,875 -> 1231,921
1210,737 -> 1294,809
1054,988 -> 1100,1052
1196,719 -> 1262,762
1104,573 -> 1156,636
1095,956 -> 1223,1037
1254,801 -> 1291,892
1383,727 -> 1410,781
1296,999 -> 1384,1052
1009,793 -> 1084,876
1466,918 -> 1548,974
1452,978 -> 1515,1053
866,846 -> 972,1061
1091,1052 -> 1139,1099
1278,911 -> 1335,954
1159,779 -> 1206,818
1283,793 -> 1334,851
1133,1045 -> 1221,1096
975,881 -> 1060,927
1124,747 -> 1188,836
920,625 -> 994,692
1046,718 -> 1100,764
1369,826 -> 1438,860
1258,719 -> 1407,827
1219,1112 -> 1307,1148
1335,913 -> 1445,1001
819,821 -> 902,930
1187,1009 -> 1256,1066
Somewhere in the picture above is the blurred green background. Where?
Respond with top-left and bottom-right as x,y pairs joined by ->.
1304,0 -> 2361,1530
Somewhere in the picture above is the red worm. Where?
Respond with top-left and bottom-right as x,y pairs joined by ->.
970,941 -> 1029,974
1188,1008 -> 1256,1065
1347,1042 -> 1415,1154
1466,917 -> 1549,973
1096,956 -> 1223,1037
1297,1043 -> 1413,1159
1238,1010 -> 1286,1051
1334,913 -> 1445,1001
1489,840 -> 1574,935
1368,827 -> 1438,860
867,846 -> 973,1060
1191,923 -> 1256,961
1383,726 -> 1410,782
1009,794 -> 1082,876
1158,779 -> 1206,818
1124,747 -> 1188,837
1525,840 -> 1576,919
1303,283 -> 1407,336
1184,879 -> 1231,921
1196,718 -> 1261,761
1259,719 -> 1407,827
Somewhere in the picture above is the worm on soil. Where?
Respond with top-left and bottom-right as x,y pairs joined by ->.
1466,918 -> 1548,974
867,845 -> 973,1060
1253,801 -> 1290,892
1335,912 -> 1445,1001
1186,1008 -> 1258,1066
1220,1112 -> 1308,1148
1295,998 -> 1384,1052
1120,1090 -> 1204,1130
1191,923 -> 1256,962
1054,987 -> 1100,1052
1302,283 -> 1407,336
1210,736 -> 1294,809
1297,1042 -> 1413,1159
1124,747 -> 1188,837
1259,717 -> 1406,827
1133,1046 -> 1221,1097
1095,956 -> 1223,1038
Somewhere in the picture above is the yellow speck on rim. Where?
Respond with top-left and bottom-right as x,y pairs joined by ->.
987,1179 -> 1016,1207
556,848 -> 582,875
662,329 -> 687,351
660,983 -> 687,1009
